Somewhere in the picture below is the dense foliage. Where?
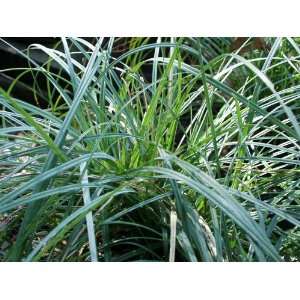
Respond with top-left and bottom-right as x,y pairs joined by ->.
0,37 -> 299,261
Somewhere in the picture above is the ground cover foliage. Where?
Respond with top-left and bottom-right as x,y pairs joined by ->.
0,37 -> 299,261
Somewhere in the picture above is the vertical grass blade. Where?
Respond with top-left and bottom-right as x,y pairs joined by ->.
80,162 -> 98,262
169,210 -> 177,262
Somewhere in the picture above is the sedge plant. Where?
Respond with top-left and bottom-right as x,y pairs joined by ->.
0,37 -> 299,261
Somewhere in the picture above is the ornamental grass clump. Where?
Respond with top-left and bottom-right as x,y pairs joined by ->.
0,37 -> 299,261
